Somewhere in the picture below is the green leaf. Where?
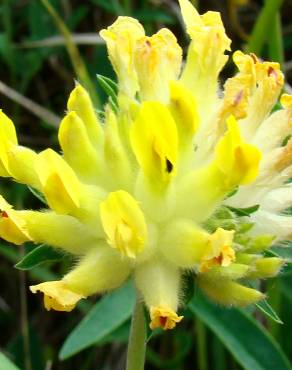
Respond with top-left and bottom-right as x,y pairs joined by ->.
28,186 -> 47,205
134,9 -> 175,24
246,0 -> 284,56
89,0 -> 123,14
189,291 -> 291,370
59,280 -> 135,360
15,244 -> 64,270
255,299 -> 283,324
0,352 -> 20,370
280,278 -> 292,303
0,243 -> 57,281
227,204 -> 260,217
280,267 -> 292,303
267,12 -> 284,66
98,320 -> 130,345
267,245 -> 292,263
66,5 -> 89,30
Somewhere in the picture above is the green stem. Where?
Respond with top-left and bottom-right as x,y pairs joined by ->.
196,318 -> 208,370
126,298 -> 146,370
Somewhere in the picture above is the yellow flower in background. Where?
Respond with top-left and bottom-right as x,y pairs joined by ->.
0,0 -> 289,330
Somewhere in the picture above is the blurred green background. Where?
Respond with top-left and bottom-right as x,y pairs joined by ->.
0,1 -> 292,369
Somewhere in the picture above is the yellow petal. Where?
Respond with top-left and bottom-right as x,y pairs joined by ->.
0,110 -> 17,144
280,94 -> 292,128
232,50 -> 257,79
134,28 -> 182,102
30,281 -> 84,312
150,305 -> 183,330
68,184 -> 106,234
280,93 -> 292,109
0,110 -> 18,177
130,102 -> 178,186
179,0 -> 231,108
67,84 -> 103,146
169,80 -> 199,143
178,0 -> 203,30
215,115 -> 261,188
0,196 -> 31,245
100,16 -> 145,98
103,108 -> 133,190
220,74 -> 252,121
6,146 -> 39,188
64,247 -> 131,296
199,228 -> 235,273
231,51 -> 284,138
58,111 -> 101,183
161,219 -> 210,268
0,111 -> 39,186
274,138 -> 292,172
35,149 -> 80,214
100,190 -> 147,258
21,210 -> 97,254
176,116 -> 261,221
222,51 -> 257,119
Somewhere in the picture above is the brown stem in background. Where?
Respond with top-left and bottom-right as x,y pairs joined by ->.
0,80 -> 60,128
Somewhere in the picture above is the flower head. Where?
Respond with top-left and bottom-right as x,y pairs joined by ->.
0,0 -> 289,330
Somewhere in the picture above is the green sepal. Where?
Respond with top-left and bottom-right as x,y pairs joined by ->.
204,263 -> 251,280
246,257 -> 285,279
246,235 -> 276,253
236,253 -> 261,265
96,74 -> 118,112
198,276 -> 264,307
27,186 -> 47,205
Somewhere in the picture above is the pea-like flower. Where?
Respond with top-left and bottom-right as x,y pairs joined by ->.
0,0 -> 289,330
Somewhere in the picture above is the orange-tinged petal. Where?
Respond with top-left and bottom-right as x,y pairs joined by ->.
150,305 -> 183,330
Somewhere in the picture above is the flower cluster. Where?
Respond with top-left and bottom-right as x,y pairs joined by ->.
0,0 -> 290,330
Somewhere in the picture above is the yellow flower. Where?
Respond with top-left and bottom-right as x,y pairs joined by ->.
1,0 -> 289,330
